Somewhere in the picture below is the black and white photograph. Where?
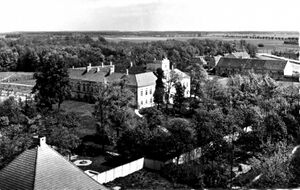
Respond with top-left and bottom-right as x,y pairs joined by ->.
0,0 -> 300,189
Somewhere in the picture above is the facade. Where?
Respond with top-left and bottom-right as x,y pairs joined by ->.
0,137 -> 107,190
215,57 -> 300,80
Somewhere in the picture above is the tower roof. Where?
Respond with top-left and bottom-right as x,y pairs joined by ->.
0,138 -> 107,190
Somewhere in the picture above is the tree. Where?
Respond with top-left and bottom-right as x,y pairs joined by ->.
32,53 -> 71,110
153,68 -> 165,109
165,69 -> 180,107
139,107 -> 165,129
40,112 -> 81,155
167,118 -> 196,161
187,62 -> 208,98
245,43 -> 258,58
173,82 -> 186,112
0,48 -> 18,71
264,111 -> 287,143
247,142 -> 293,188
94,81 -> 134,146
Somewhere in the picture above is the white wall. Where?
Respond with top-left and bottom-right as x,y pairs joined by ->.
93,158 -> 144,184
284,61 -> 300,76
137,85 -> 155,109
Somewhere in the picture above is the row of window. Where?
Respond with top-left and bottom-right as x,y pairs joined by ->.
140,98 -> 153,105
140,88 -> 153,96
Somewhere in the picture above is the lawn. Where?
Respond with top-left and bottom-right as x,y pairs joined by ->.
74,155 -> 112,173
60,100 -> 97,137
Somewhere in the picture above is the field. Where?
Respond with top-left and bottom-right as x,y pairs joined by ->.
105,35 -> 299,54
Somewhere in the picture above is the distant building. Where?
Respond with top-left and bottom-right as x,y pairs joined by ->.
0,72 -> 35,102
146,57 -> 191,102
0,137 -> 107,190
68,58 -> 190,109
68,62 -> 157,109
215,57 -> 300,80
224,52 -> 250,59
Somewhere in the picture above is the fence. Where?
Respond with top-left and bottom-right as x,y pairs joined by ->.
86,147 -> 202,184
144,158 -> 166,171
90,157 -> 144,184
144,147 -> 202,171
171,147 -> 202,165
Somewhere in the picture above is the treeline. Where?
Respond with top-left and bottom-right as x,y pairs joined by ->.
0,34 -> 254,72
271,49 -> 299,60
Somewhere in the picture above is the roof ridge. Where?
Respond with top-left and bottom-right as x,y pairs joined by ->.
32,147 -> 38,190
37,144 -> 107,189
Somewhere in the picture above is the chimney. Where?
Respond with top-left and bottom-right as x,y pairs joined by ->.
130,61 -> 133,67
110,65 -> 115,74
126,69 -> 129,75
33,136 -> 47,147
96,67 -> 100,72
110,61 -> 113,66
72,66 -> 75,69
86,63 -> 92,72
101,62 -> 104,67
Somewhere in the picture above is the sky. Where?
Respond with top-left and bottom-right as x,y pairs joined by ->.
0,0 -> 299,32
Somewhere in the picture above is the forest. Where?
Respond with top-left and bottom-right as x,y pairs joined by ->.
0,33 -> 259,72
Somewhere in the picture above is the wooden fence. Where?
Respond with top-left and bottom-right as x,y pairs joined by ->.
86,147 -> 202,184
90,158 -> 144,184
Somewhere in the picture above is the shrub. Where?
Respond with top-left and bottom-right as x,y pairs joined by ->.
258,43 -> 264,47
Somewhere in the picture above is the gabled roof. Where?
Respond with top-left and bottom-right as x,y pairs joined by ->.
0,138 -> 107,190
217,58 -> 288,71
68,67 -> 110,83
173,69 -> 190,80
107,72 -> 137,87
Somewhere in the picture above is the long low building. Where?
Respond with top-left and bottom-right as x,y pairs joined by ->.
215,57 -> 300,80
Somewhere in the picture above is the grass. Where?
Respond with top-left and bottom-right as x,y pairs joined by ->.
60,100 -> 97,137
75,155 -> 112,173
60,100 -> 94,116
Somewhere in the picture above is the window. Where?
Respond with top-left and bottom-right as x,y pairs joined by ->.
141,100 -> 143,105
146,88 -> 148,95
150,98 -> 152,103
145,99 -> 147,104
141,90 -> 143,96
150,88 -> 152,94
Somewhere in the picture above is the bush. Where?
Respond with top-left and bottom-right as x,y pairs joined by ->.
161,162 -> 204,188
258,43 -> 264,47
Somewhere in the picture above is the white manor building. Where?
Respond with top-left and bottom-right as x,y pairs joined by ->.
68,58 -> 191,109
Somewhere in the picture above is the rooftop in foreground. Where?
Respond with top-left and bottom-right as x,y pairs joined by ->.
0,137 -> 107,190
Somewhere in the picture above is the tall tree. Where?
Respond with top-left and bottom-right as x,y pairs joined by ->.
32,53 -> 71,110
94,80 -> 134,145
245,43 -> 258,58
153,68 -> 165,109
173,82 -> 186,112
